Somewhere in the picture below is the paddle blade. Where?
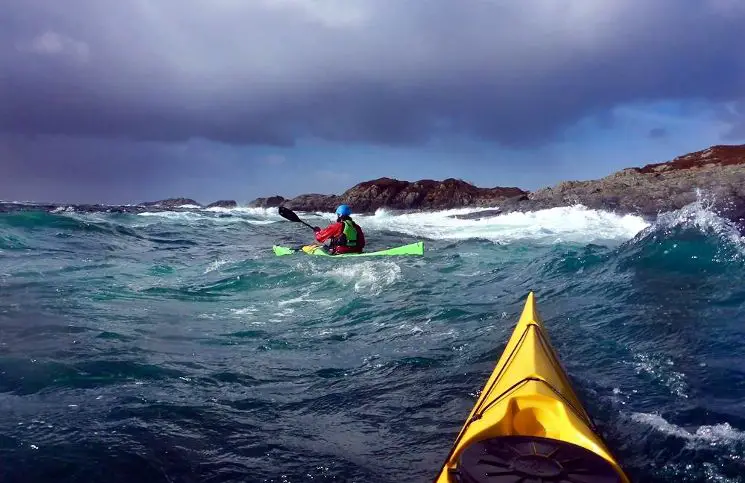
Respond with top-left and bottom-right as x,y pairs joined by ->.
278,206 -> 302,223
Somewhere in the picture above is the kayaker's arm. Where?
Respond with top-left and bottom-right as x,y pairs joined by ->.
314,222 -> 343,243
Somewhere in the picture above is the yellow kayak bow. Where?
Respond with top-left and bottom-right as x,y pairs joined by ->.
435,292 -> 630,483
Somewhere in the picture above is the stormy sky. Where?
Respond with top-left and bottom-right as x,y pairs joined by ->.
2,0 -> 745,204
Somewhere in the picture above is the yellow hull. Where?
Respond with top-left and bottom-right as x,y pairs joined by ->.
435,292 -> 630,482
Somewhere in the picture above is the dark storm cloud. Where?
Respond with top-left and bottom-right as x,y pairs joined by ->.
2,0 -> 745,147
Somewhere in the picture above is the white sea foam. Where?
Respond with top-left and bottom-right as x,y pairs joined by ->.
631,412 -> 745,449
137,211 -> 207,221
272,307 -> 295,318
51,206 -> 75,213
351,205 -> 649,245
204,259 -> 232,274
311,260 -> 402,295
136,209 -> 275,225
643,193 -> 745,255
204,206 -> 284,219
627,352 -> 688,399
133,204 -> 649,245
631,416 -> 745,483
277,292 -> 341,308
230,306 -> 258,316
133,212 -> 260,229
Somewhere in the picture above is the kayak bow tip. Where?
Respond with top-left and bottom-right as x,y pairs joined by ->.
518,291 -> 540,326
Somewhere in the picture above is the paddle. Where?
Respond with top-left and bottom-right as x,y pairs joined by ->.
278,206 -> 318,231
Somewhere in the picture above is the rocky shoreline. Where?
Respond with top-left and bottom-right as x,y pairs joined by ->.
500,144 -> 745,220
250,144 -> 745,226
3,144 -> 745,228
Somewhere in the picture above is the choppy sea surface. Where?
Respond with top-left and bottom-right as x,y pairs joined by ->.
2,200 -> 745,482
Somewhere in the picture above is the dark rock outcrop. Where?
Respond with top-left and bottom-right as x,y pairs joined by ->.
450,207 -> 512,220
206,200 -> 237,209
248,195 -> 286,208
139,198 -> 201,208
283,194 -> 340,212
269,177 -> 526,213
339,177 -> 525,212
73,204 -> 144,214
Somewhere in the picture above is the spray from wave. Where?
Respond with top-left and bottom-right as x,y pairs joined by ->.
618,195 -> 745,271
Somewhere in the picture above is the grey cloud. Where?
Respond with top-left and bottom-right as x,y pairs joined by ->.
648,128 -> 669,139
0,133 -> 259,204
716,100 -> 745,141
2,0 -> 745,147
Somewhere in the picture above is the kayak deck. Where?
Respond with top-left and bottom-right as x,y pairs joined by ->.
435,292 -> 630,482
272,241 -> 423,257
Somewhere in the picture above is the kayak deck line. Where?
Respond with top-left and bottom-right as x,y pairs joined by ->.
474,376 -> 597,434
472,322 -> 597,425
435,292 -> 631,482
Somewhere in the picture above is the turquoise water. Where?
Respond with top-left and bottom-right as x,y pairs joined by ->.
1,202 -> 745,482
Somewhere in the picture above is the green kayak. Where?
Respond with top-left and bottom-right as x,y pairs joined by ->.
272,241 -> 424,257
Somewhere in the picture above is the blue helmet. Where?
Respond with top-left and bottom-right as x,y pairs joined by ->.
335,204 -> 352,217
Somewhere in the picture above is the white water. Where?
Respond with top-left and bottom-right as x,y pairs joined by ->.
137,204 -> 651,246
650,195 -> 745,254
351,205 -> 649,245
627,352 -> 689,399
631,412 -> 745,449
296,259 -> 403,296
136,208 -> 278,225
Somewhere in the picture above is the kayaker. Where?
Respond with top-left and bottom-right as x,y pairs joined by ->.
313,204 -> 366,255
